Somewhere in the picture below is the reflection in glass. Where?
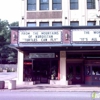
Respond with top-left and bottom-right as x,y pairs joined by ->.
92,66 -> 100,75
86,66 -> 91,75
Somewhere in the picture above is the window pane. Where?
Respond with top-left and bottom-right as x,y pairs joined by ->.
40,0 -> 49,3
53,4 -> 62,10
70,0 -> 78,3
27,5 -> 36,10
87,0 -> 95,9
70,21 -> 79,26
70,3 -> 78,9
27,0 -> 36,4
27,22 -> 36,27
52,0 -> 61,3
52,22 -> 62,26
27,0 -> 36,11
87,21 -> 96,26
87,0 -> 92,2
40,22 -> 49,27
40,4 -> 49,10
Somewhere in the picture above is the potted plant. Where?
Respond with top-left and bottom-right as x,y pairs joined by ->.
67,74 -> 73,85
51,70 -> 56,80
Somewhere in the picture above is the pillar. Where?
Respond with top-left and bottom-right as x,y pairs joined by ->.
60,51 -> 68,85
57,60 -> 60,80
17,50 -> 24,84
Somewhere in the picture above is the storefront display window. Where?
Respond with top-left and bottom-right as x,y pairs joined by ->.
92,66 -> 100,75
86,66 -> 91,75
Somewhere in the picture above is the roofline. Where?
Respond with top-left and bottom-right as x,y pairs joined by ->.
10,26 -> 100,30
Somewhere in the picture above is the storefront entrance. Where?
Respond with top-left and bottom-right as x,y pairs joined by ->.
32,59 -> 58,84
67,63 -> 84,84
33,60 -> 50,83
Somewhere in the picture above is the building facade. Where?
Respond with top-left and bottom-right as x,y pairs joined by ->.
10,0 -> 100,85
20,0 -> 100,27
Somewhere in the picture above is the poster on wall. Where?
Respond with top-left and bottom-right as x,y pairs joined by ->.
72,29 -> 100,43
19,30 -> 62,43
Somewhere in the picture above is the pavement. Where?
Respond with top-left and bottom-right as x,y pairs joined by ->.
0,72 -> 100,92
6,84 -> 99,92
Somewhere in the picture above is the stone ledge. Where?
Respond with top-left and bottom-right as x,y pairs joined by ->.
50,80 -> 68,85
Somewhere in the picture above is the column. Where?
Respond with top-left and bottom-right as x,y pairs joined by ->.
17,50 -> 24,84
57,60 -> 60,80
60,51 -> 68,85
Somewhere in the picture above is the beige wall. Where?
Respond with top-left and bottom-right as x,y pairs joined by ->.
20,0 -> 100,26
17,50 -> 24,84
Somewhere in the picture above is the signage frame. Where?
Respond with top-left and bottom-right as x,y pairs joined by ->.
18,30 -> 62,43
29,53 -> 55,58
71,29 -> 100,44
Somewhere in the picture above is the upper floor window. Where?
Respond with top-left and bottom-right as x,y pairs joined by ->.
27,0 -> 36,11
27,22 -> 36,27
70,0 -> 78,10
40,0 -> 49,10
52,22 -> 62,26
87,21 -> 96,26
52,0 -> 62,10
39,22 -> 49,27
87,0 -> 95,9
70,21 -> 79,26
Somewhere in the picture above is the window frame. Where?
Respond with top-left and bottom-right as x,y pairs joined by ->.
52,0 -> 62,10
27,0 -> 36,11
52,22 -> 62,26
70,21 -> 79,26
40,0 -> 49,10
27,22 -> 36,27
70,0 -> 78,10
87,0 -> 95,9
39,22 -> 49,27
87,21 -> 96,26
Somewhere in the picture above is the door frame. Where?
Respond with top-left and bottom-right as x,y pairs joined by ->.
67,62 -> 84,84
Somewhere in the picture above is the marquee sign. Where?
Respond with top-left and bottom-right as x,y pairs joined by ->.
72,30 -> 100,42
29,53 -> 55,58
19,30 -> 62,43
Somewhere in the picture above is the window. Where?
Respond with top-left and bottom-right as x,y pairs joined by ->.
87,21 -> 96,26
87,0 -> 95,9
70,21 -> 79,26
92,66 -> 100,75
52,22 -> 62,26
27,0 -> 36,11
52,0 -> 62,10
40,0 -> 49,10
39,22 -> 49,27
70,0 -> 78,10
27,22 -> 36,27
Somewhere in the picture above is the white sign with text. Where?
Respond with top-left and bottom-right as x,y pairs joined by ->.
19,30 -> 62,42
72,30 -> 100,42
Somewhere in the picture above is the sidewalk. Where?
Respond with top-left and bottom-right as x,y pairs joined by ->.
0,72 -> 100,92
2,84 -> 100,92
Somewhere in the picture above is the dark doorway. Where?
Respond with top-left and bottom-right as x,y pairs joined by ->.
33,59 -> 50,83
67,63 -> 83,84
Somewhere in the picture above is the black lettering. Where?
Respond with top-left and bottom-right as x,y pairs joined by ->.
91,38 -> 97,41
84,31 -> 89,34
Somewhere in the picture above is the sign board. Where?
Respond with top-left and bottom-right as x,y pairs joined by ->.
19,30 -> 62,42
72,30 -> 100,42
29,53 -> 55,58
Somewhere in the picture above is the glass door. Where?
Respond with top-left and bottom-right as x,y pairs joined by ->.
67,63 -> 83,84
33,60 -> 50,83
